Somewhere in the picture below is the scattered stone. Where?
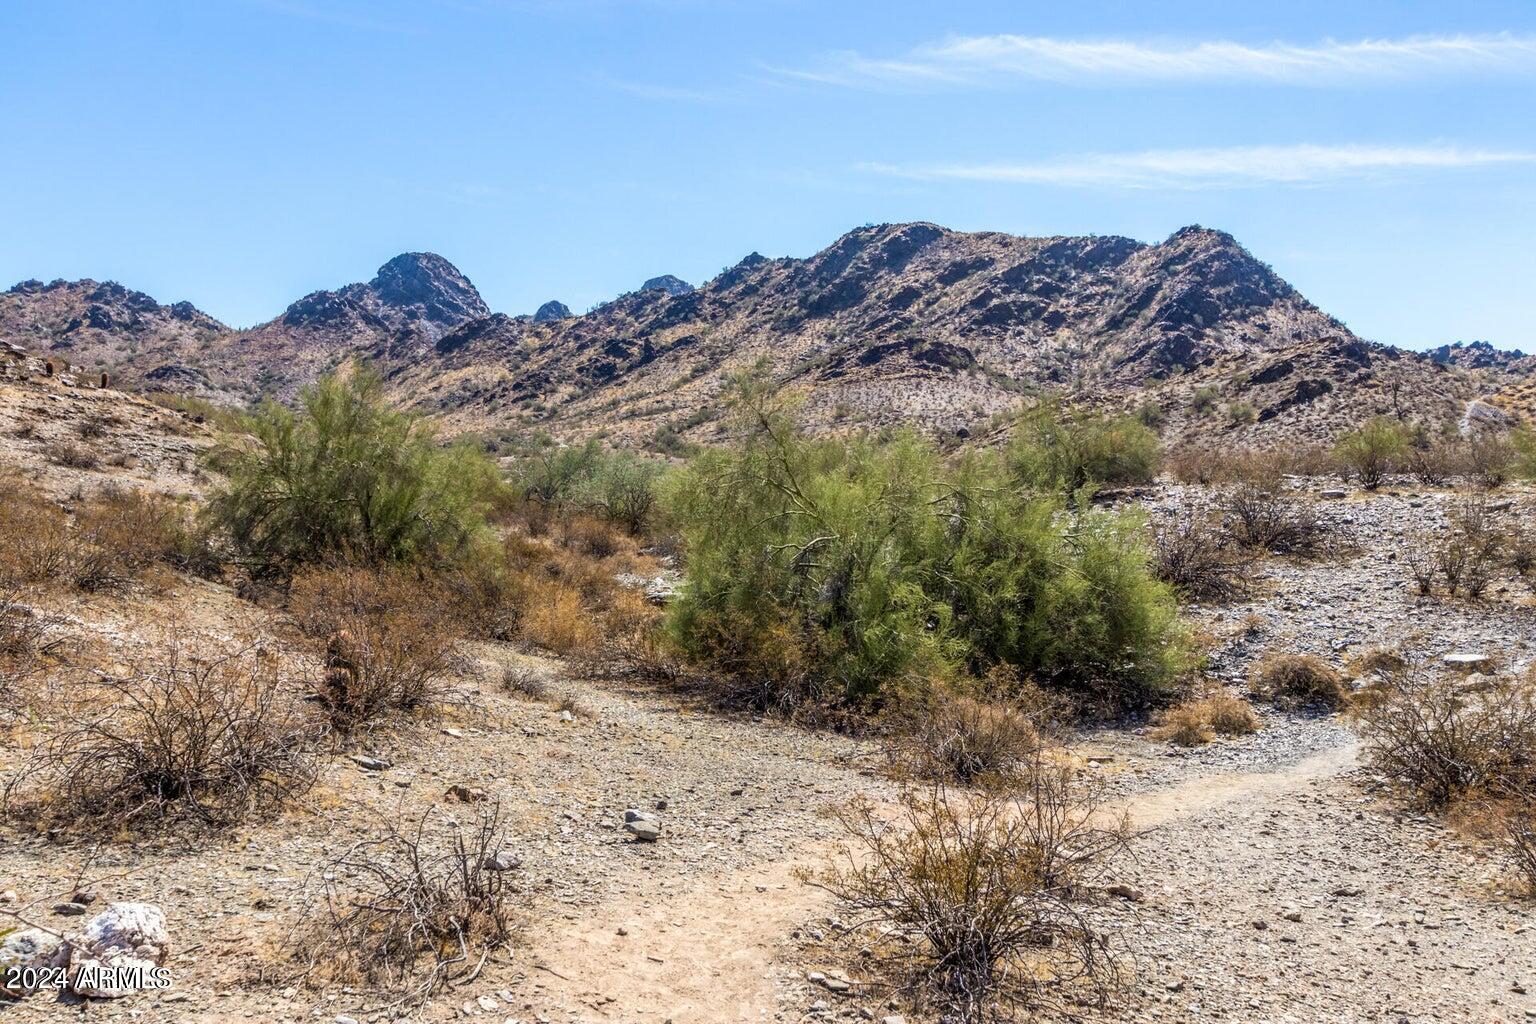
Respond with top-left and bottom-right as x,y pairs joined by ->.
624,809 -> 662,842
53,902 -> 89,916
349,755 -> 391,771
481,851 -> 521,872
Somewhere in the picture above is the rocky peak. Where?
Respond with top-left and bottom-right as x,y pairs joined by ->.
641,275 -> 694,297
534,300 -> 572,323
368,253 -> 489,327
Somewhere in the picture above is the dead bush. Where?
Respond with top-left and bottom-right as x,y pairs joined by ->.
289,566 -> 461,729
595,589 -> 676,678
1151,516 -> 1251,603
888,687 -> 1055,785
3,640 -> 317,830
1353,661 -> 1536,808
43,440 -> 100,470
1153,687 -> 1261,746
813,761 -> 1136,1023
1498,800 -> 1536,900
1438,499 -> 1506,598
500,663 -> 550,702
1221,485 -> 1332,558
1249,653 -> 1349,711
0,477 -> 75,587
71,488 -> 208,590
298,804 -> 516,1006
0,480 -> 207,593
0,585 -> 57,711
1462,432 -> 1515,490
1403,529 -> 1439,596
558,514 -> 624,560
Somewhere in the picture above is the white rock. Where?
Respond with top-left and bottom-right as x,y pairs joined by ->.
0,928 -> 68,996
66,902 -> 170,998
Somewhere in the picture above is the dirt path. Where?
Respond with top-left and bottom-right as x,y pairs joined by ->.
508,736 -> 1369,1024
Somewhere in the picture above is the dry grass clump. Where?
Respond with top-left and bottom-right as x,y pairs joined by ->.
1152,687 -> 1261,746
1164,445 -> 1334,488
0,478 -> 206,593
1347,646 -> 1409,680
557,514 -> 625,560
887,680 -> 1060,785
298,805 -> 517,1006
1151,516 -> 1252,603
1248,653 -> 1349,711
289,566 -> 462,730
2,639 -> 317,831
518,579 -> 597,655
500,663 -> 551,701
814,755 -> 1136,1023
1221,485 -> 1333,558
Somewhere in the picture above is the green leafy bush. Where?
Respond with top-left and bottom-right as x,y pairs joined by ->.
206,368 -> 502,569
662,379 -> 1188,709
1334,416 -> 1410,489
1005,402 -> 1160,494
507,436 -> 667,534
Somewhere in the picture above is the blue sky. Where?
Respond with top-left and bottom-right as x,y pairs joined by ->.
2,1 -> 1533,350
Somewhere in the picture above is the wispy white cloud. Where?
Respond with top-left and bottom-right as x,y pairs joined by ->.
775,33 -> 1536,88
862,144 -> 1536,190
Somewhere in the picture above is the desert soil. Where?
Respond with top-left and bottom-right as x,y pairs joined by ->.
4,479 -> 1536,1024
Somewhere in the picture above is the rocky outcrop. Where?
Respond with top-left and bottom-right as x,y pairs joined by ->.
534,300 -> 572,323
640,275 -> 693,296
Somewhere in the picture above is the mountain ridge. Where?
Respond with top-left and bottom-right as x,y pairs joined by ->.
1,223 -> 1526,446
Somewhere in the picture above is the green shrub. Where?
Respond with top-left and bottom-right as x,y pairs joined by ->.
206,367 -> 502,569
1334,416 -> 1410,489
1189,385 -> 1220,414
582,452 -> 667,535
508,437 -> 667,534
1005,401 -> 1159,495
662,379 -> 1188,709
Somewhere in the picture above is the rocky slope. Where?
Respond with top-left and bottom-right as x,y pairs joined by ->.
2,225 -> 1526,444
0,278 -> 229,388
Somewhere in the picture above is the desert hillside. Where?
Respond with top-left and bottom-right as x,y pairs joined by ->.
6,224 -> 1522,449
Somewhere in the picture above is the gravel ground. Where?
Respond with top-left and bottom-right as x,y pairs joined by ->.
6,479 -> 1536,1024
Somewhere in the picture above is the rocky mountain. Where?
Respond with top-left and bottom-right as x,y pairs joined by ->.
398,222 -> 1382,443
0,253 -> 489,401
1,224 -> 1524,445
0,278 -> 229,383
534,300 -> 572,323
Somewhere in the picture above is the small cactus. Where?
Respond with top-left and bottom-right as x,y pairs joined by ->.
321,630 -> 361,720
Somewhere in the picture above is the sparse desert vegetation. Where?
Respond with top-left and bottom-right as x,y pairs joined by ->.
4,354 -> 1536,1023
